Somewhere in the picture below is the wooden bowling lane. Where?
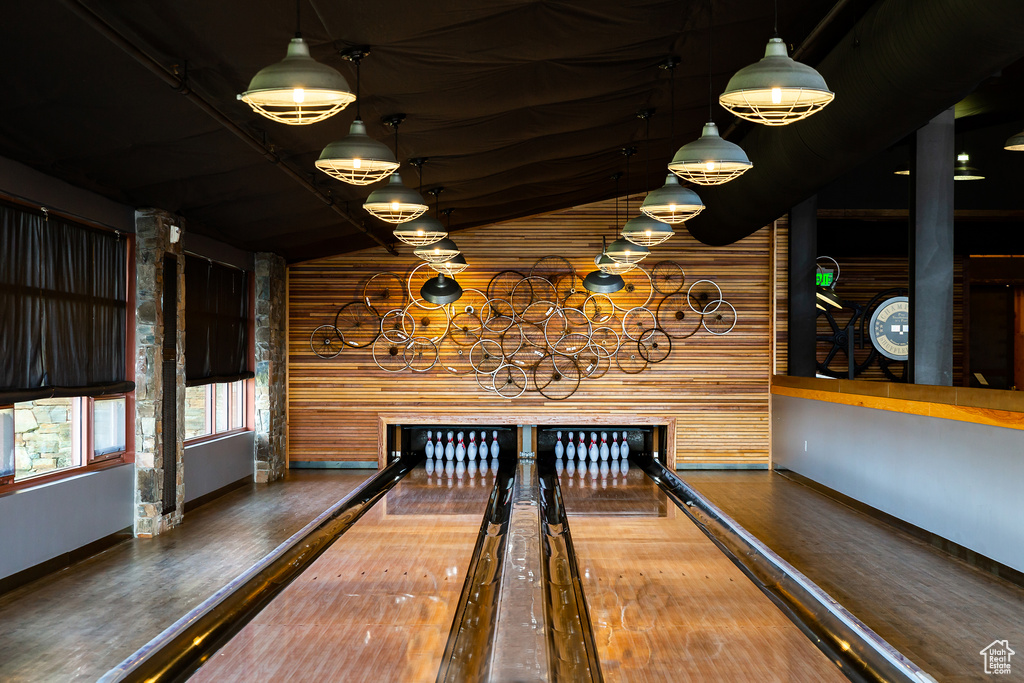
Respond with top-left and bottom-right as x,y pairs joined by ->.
558,462 -> 848,682
191,462 -> 498,683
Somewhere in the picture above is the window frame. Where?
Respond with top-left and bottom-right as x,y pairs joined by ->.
183,378 -> 252,446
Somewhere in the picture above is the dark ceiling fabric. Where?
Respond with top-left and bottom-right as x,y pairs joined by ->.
184,255 -> 252,387
0,203 -> 132,404
0,0 -> 824,262
686,0 -> 1024,246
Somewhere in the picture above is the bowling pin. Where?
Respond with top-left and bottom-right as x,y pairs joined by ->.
468,431 -> 478,460
425,430 -> 434,459
456,431 -> 466,462
436,432 -> 444,460
610,432 -> 620,459
578,433 -> 587,460
599,431 -> 609,461
620,431 -> 629,459
588,432 -> 598,462
566,431 -> 575,459
445,431 -> 455,460
554,431 -> 564,458
491,430 -> 500,458
479,429 -> 489,459
555,457 -> 564,475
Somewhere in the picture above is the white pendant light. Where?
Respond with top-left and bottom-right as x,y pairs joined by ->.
362,119 -> 428,224
719,36 -> 834,126
238,2 -> 355,125
953,152 -> 985,181
393,186 -> 447,246
640,175 -> 703,225
622,213 -> 676,246
668,122 -> 753,185
1004,129 -> 1024,151
413,238 -> 460,263
315,50 -> 398,185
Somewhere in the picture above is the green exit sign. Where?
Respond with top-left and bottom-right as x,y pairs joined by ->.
816,271 -> 834,287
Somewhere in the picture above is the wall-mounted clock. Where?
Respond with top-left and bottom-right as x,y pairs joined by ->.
868,296 -> 909,360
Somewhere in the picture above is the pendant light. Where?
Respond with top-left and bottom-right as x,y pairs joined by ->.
413,237 -> 460,263
363,115 -> 428,223
420,273 -> 463,305
636,106 -> 700,236
431,254 -> 468,277
316,48 -> 399,185
605,148 -> 650,265
585,176 -> 628,294
238,1 -> 355,125
719,1 -> 834,126
954,152 -> 984,181
816,256 -> 843,309
394,184 -> 447,246
668,8 -> 753,185
1004,129 -> 1024,151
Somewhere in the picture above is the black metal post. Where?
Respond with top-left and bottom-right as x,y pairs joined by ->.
788,195 -> 818,377
909,108 -> 955,386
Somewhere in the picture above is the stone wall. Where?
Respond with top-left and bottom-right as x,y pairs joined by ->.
254,252 -> 287,483
134,209 -> 186,536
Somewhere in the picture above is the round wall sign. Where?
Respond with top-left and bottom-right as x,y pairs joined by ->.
869,296 -> 909,360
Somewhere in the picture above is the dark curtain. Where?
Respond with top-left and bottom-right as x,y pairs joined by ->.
184,255 -> 252,386
0,203 -> 132,404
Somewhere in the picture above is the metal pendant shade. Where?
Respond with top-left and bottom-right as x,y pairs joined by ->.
668,123 -> 753,185
640,175 -> 704,224
816,286 -> 843,309
316,119 -> 399,185
393,214 -> 447,246
621,214 -> 675,247
595,252 -> 636,276
430,253 -> 468,276
719,37 -> 834,126
604,237 -> 649,265
420,273 -> 463,304
954,152 -> 984,181
238,37 -> 355,125
1004,130 -> 1024,151
413,237 -> 460,263
583,269 -> 625,294
363,172 -> 428,223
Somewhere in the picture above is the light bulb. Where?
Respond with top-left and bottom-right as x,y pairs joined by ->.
391,201 -> 400,211
292,88 -> 305,104
352,158 -> 362,169
706,161 -> 717,171
645,230 -> 652,236
434,247 -> 440,254
957,153 -> 969,162
668,203 -> 677,211
416,229 -> 424,236
771,87 -> 782,104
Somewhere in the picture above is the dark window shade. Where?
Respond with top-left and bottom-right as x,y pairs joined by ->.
0,204 -> 132,404
184,256 -> 252,386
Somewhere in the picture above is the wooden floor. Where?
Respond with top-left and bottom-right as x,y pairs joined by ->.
559,462 -> 847,682
192,463 -> 497,683
0,470 -> 371,683
684,470 -> 1024,683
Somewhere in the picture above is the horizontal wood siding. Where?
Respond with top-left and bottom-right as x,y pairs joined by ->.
288,195 -> 773,466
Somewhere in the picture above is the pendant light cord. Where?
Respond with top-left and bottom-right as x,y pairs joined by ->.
354,58 -> 361,120
708,0 -> 714,122
295,0 -> 301,38
773,0 -> 779,38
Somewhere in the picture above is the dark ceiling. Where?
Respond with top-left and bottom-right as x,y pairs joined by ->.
1,1 -> 1024,262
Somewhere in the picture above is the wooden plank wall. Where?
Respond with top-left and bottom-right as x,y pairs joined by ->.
288,195 -> 775,467
813,256 -> 964,382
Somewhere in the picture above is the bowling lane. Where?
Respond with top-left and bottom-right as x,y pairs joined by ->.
192,459 -> 500,683
557,459 -> 848,683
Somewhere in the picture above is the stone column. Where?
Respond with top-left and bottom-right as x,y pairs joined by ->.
254,252 -> 287,483
134,209 -> 186,536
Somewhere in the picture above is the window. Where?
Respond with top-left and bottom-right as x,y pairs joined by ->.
92,397 -> 126,460
184,379 -> 247,442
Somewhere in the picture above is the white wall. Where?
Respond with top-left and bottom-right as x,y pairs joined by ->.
184,432 -> 254,504
773,394 -> 1024,573
0,464 -> 134,580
